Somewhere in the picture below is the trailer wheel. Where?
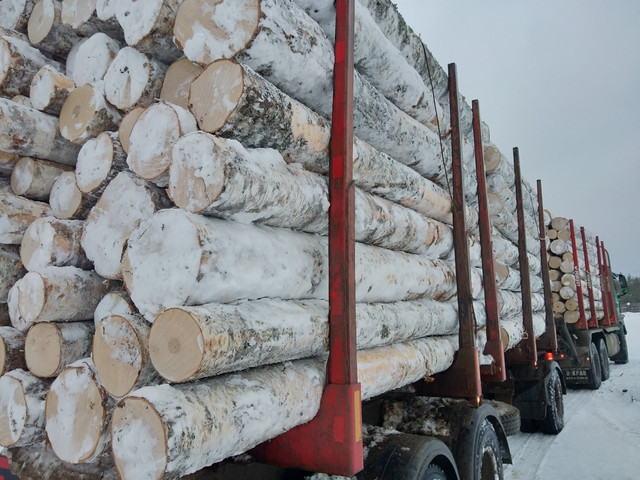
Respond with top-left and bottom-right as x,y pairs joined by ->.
537,368 -> 564,434
587,341 -> 602,390
456,419 -> 503,480
597,338 -> 610,381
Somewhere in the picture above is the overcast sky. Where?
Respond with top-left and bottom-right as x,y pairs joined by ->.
393,0 -> 640,278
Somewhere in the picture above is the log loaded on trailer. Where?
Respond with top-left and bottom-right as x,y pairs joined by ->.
0,0 -> 629,479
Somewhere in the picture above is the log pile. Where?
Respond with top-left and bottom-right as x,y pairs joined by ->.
0,0 -> 549,478
545,216 -> 605,324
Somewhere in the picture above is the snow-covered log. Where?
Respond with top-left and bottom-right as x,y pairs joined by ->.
81,171 -> 171,280
7,266 -> 117,331
0,369 -> 50,448
48,171 -> 94,219
0,98 -> 81,164
149,298 -> 460,383
45,358 -> 114,464
27,0 -> 83,58
29,64 -> 74,115
115,0 -> 182,63
0,245 -> 26,301
24,321 -> 93,377
25,227 -> 76,286
0,34 -> 63,97
93,290 -> 136,325
58,83 -> 120,145
0,186 -> 52,244
0,0 -> 38,33
10,156 -> 71,201
75,131 -> 127,200
124,209 -> 476,319
126,101 -> 197,187
93,313 -> 162,398
59,0 -> 121,39
0,326 -> 26,374
103,46 -> 166,110
160,56 -> 203,110
170,132 -> 454,257
67,32 -> 120,85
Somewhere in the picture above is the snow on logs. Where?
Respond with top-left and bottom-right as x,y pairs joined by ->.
0,186 -> 52,244
123,209 -> 479,319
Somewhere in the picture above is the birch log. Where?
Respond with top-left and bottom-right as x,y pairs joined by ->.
59,83 -> 120,145
126,101 -> 197,187
24,321 -> 94,377
124,209 -> 475,319
27,0 -> 83,58
188,59 -> 465,227
170,132 -> 454,257
0,187 -> 52,243
0,34 -> 63,97
10,156 -> 71,201
68,32 -> 120,85
103,46 -> 166,110
0,369 -> 50,448
116,105 -> 144,154
7,266 -> 117,331
0,151 -> 19,175
92,313 -> 162,398
49,171 -> 95,219
81,171 -> 172,280
0,245 -> 25,301
45,358 -> 115,464
150,298 -> 460,383
160,57 -> 203,110
75,131 -> 127,199
0,98 -> 81,164
0,0 -> 38,32
93,290 -> 136,325
29,64 -> 74,115
0,326 -> 26,374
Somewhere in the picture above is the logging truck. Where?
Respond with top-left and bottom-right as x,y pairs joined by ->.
0,0 -> 631,479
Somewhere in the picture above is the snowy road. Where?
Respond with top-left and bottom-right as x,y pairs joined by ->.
504,312 -> 640,480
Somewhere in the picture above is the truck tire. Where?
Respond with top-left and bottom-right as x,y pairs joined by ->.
537,368 -> 564,434
587,341 -> 602,390
456,419 -> 503,480
484,400 -> 520,437
597,338 -> 610,381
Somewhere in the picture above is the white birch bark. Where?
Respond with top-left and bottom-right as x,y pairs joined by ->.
0,244 -> 26,301
29,64 -> 74,115
24,320 -> 93,377
27,0 -> 83,58
0,325 -> 26,374
0,369 -> 50,448
0,186 -> 52,244
81,171 -> 171,280
0,98 -> 81,165
92,313 -> 162,398
45,357 -> 115,463
10,156 -> 71,201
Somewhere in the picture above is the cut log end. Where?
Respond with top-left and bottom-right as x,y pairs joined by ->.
0,373 -> 26,447
49,171 -> 82,219
75,131 -> 115,193
189,59 -> 244,133
118,106 -> 145,154
160,57 -> 203,110
15,272 -> 45,324
93,315 -> 144,398
26,0 -> 54,48
59,84 -> 110,144
149,308 -> 204,383
112,396 -> 168,480
45,362 -> 106,463
24,322 -> 61,377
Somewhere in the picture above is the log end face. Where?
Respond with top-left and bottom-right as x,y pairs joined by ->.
45,363 -> 106,463
174,0 -> 260,65
16,271 -> 45,324
112,396 -> 167,480
76,132 -> 114,193
0,373 -> 26,448
10,156 -> 34,196
20,216 -> 55,272
59,84 -> 100,143
93,315 -> 144,398
49,171 -> 82,219
189,59 -> 243,133
25,322 -> 61,378
118,106 -> 145,154
149,308 -> 204,383
26,0 -> 54,46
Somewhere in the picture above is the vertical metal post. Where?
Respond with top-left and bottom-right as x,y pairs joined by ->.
602,241 -> 618,325
472,100 -> 505,383
580,227 -> 598,328
596,237 -> 611,326
416,64 -> 481,404
251,1 -> 363,474
569,220 -> 588,330
536,180 -> 558,352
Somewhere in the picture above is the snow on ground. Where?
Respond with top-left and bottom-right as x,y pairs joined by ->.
505,312 -> 640,480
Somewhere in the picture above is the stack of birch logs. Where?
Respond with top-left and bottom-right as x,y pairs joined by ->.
0,0 -> 547,478
545,215 -> 605,324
